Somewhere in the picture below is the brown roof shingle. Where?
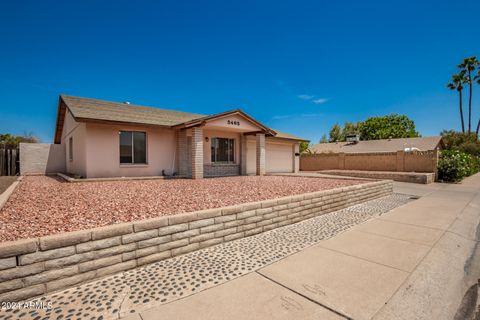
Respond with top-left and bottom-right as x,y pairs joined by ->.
310,136 -> 442,153
271,129 -> 309,142
56,95 -> 309,143
61,95 -> 205,127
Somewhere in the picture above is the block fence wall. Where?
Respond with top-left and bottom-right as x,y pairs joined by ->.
19,143 -> 66,175
0,180 -> 393,303
300,150 -> 439,173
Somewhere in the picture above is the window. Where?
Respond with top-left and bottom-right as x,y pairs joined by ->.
211,138 -> 235,163
68,137 -> 73,161
119,131 -> 147,164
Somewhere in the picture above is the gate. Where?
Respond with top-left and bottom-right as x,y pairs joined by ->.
0,147 -> 19,176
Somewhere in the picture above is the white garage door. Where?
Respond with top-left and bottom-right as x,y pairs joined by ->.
266,142 -> 293,173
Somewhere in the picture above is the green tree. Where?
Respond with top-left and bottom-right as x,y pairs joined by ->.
458,57 -> 480,134
319,134 -> 328,143
342,121 -> 362,139
440,130 -> 480,156
447,71 -> 467,133
0,133 -> 39,148
359,114 -> 419,140
299,141 -> 310,154
475,69 -> 480,136
329,123 -> 342,142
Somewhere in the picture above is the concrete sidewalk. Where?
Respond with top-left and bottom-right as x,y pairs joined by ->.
124,174 -> 480,320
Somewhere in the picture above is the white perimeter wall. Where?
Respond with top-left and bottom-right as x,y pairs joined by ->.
19,143 -> 66,175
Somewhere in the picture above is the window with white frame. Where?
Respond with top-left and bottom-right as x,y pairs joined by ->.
211,137 -> 235,163
119,131 -> 147,164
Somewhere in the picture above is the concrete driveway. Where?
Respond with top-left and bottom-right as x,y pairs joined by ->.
126,174 -> 480,320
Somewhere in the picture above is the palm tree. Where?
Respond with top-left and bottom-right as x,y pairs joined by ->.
447,71 -> 467,133
458,56 -> 480,134
475,69 -> 480,136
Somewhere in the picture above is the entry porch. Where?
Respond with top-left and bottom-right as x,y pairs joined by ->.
174,110 -> 300,179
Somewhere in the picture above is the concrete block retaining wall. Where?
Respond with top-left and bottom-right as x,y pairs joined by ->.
0,180 -> 392,303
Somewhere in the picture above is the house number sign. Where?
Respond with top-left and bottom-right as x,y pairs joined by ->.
227,120 -> 240,126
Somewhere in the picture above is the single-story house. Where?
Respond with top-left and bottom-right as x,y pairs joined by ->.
53,95 -> 308,179
309,136 -> 443,154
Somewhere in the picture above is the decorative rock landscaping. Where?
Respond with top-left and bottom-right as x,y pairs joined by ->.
0,192 -> 412,320
0,175 -> 367,242
0,179 -> 392,304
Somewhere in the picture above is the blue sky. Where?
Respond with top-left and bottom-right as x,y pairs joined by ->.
0,0 -> 479,143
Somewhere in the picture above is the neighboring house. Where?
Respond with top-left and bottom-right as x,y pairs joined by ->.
309,136 -> 443,154
54,95 -> 308,179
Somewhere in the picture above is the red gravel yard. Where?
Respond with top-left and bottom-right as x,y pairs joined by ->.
0,175 -> 366,242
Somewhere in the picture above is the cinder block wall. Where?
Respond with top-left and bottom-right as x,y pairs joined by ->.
301,151 -> 438,173
19,143 -> 66,175
204,164 -> 240,177
0,180 -> 393,303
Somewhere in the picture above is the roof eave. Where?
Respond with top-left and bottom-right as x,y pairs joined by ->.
74,117 -> 174,129
269,136 -> 310,142
53,96 -> 68,144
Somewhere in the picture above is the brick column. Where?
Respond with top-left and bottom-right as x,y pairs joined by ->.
176,129 -> 188,176
240,134 -> 247,175
191,127 -> 204,179
293,143 -> 300,173
256,133 -> 265,176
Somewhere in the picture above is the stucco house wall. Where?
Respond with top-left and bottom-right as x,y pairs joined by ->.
246,136 -> 257,175
61,110 -> 87,177
84,123 -> 177,178
57,118 -> 302,179
41,95 -> 308,179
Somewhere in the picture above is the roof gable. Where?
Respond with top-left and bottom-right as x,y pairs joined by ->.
173,109 -> 275,135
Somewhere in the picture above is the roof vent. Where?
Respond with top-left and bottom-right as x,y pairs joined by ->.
124,101 -> 131,105
346,134 -> 360,144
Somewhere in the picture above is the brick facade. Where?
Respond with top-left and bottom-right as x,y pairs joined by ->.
204,164 -> 240,177
191,127 -> 203,179
256,133 -> 265,175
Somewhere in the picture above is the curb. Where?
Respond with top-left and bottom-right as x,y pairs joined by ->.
0,176 -> 23,211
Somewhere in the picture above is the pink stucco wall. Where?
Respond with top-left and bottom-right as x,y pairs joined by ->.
84,123 -> 176,178
61,110 -> 87,177
59,111 -> 300,178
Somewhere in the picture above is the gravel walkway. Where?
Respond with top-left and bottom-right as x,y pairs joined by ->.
0,175 -> 365,242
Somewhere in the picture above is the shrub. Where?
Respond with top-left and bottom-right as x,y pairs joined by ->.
441,130 -> 480,156
438,150 -> 479,182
